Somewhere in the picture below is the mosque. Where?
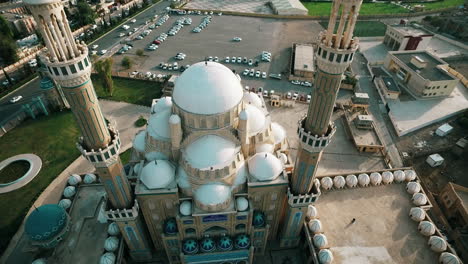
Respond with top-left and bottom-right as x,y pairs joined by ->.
18,0 -> 463,263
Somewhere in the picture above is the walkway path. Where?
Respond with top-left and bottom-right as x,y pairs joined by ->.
0,154 -> 42,194
0,100 -> 150,263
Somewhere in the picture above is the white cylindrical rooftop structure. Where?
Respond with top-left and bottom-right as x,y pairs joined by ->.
107,222 -> 120,236
412,193 -> 428,206
358,173 -> 370,187
100,252 -> 116,264
313,234 -> 328,249
404,169 -> 417,182
418,221 -> 436,236
406,182 -> 421,194
307,205 -> 318,219
58,199 -> 72,210
308,219 -> 322,234
104,236 -> 119,252
321,177 -> 333,190
32,258 -> 47,264
63,186 -> 76,198
236,197 -> 249,212
428,236 -> 447,253
333,176 -> 345,189
370,172 -> 382,185
83,173 -> 97,184
439,252 -> 460,264
68,174 -> 82,186
382,171 -> 394,184
394,170 -> 405,182
318,249 -> 334,264
409,207 -> 426,222
346,174 -> 358,188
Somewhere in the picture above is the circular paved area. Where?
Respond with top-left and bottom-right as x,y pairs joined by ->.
0,154 -> 42,194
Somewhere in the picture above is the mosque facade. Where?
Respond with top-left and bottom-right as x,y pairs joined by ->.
22,0 -> 365,262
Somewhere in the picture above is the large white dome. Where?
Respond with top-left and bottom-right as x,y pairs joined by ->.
173,61 -> 243,115
244,105 -> 266,135
140,160 -> 175,189
248,152 -> 283,181
184,135 -> 239,170
194,184 -> 231,206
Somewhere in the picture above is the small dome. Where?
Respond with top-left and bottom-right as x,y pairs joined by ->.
418,221 -> 436,236
24,0 -> 59,5
32,258 -> 47,264
333,176 -> 345,189
243,91 -> 263,108
133,163 -> 142,175
255,143 -> 274,153
145,151 -> 168,161
147,109 -> 171,140
140,160 -> 175,189
152,97 -> 172,113
248,152 -> 283,181
318,249 -> 334,264
439,252 -> 460,264
63,186 -> 76,198
100,252 -> 116,264
183,239 -> 199,254
164,218 -> 178,235
133,130 -> 146,153
236,197 -> 249,211
239,110 -> 248,121
200,237 -> 216,253
169,114 -> 181,125
412,193 -> 428,206
404,169 -> 417,181
25,204 -> 68,242
68,174 -> 82,186
235,234 -> 250,249
173,61 -> 243,115
217,236 -> 233,251
346,174 -> 358,188
271,122 -> 286,145
253,211 -> 265,227
358,173 -> 370,187
370,172 -> 382,185
179,201 -> 192,216
394,170 -> 405,182
58,199 -> 72,210
428,236 -> 447,252
83,173 -> 96,184
184,135 -> 238,170
409,207 -> 426,222
321,177 -> 333,190
308,219 -> 322,234
313,234 -> 328,249
382,171 -> 394,184
107,222 -> 120,236
406,182 -> 421,194
244,105 -> 266,135
307,205 -> 318,219
104,236 -> 119,252
194,184 -> 231,207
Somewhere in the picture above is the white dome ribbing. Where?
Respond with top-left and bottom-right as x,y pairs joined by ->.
346,174 -> 358,187
409,207 -> 425,222
140,160 -> 175,189
358,173 -> 370,187
428,236 -> 447,252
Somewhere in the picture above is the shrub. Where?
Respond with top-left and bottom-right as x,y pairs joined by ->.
122,56 -> 132,69
135,116 -> 147,127
136,49 -> 144,56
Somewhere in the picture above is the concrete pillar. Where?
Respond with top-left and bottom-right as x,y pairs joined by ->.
48,22 -> 66,61
334,9 -> 349,49
326,0 -> 342,47
169,114 -> 182,161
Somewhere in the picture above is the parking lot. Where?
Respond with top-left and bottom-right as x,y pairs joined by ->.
102,13 -> 325,96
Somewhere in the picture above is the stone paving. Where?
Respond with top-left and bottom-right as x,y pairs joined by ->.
185,0 -> 273,14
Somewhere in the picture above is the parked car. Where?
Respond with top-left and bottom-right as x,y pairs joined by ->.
269,73 -> 282,80
237,57 -> 242,63
291,80 -> 301,85
91,44 -> 99,50
130,18 -> 137,23
232,37 -> 242,42
231,57 -> 236,63
243,69 -> 249,76
307,95 -> 311,103
301,81 -> 312,87
261,72 -> 267,79
249,69 -> 255,77
255,70 -> 261,78
286,92 -> 292,99
248,59 -> 253,66
263,90 -> 268,97
292,92 -> 299,100
9,95 -> 23,103
99,49 -> 107,55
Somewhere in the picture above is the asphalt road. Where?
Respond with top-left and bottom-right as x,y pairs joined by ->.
0,1 -> 169,125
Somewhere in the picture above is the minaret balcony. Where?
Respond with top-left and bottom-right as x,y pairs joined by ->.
296,115 -> 336,153
76,125 -> 122,167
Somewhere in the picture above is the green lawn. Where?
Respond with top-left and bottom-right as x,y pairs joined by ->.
319,20 -> 387,37
302,2 -> 409,16
92,76 -> 162,106
408,0 -> 465,10
0,160 -> 30,184
0,111 -> 80,254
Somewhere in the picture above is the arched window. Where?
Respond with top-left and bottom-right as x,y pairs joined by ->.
235,224 -> 246,230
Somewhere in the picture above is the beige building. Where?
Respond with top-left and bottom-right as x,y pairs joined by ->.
384,50 -> 459,99
290,43 -> 314,81
383,24 -> 433,51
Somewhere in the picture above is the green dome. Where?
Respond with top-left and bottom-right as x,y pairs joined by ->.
40,77 -> 54,90
25,204 -> 68,241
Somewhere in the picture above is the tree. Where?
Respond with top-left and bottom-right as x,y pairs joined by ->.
121,56 -> 132,69
0,15 -> 14,39
136,49 -> 144,56
76,0 -> 97,27
0,38 -> 18,65
94,58 -> 114,96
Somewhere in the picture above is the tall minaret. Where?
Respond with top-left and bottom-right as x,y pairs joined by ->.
280,0 -> 362,248
24,0 -> 132,208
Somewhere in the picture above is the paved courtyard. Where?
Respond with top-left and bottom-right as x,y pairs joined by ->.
185,0 -> 273,14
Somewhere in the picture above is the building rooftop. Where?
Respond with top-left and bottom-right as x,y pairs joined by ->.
315,183 -> 439,264
391,24 -> 433,37
294,44 -> 314,72
391,51 -> 454,81
345,111 -> 382,147
381,76 -> 400,92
